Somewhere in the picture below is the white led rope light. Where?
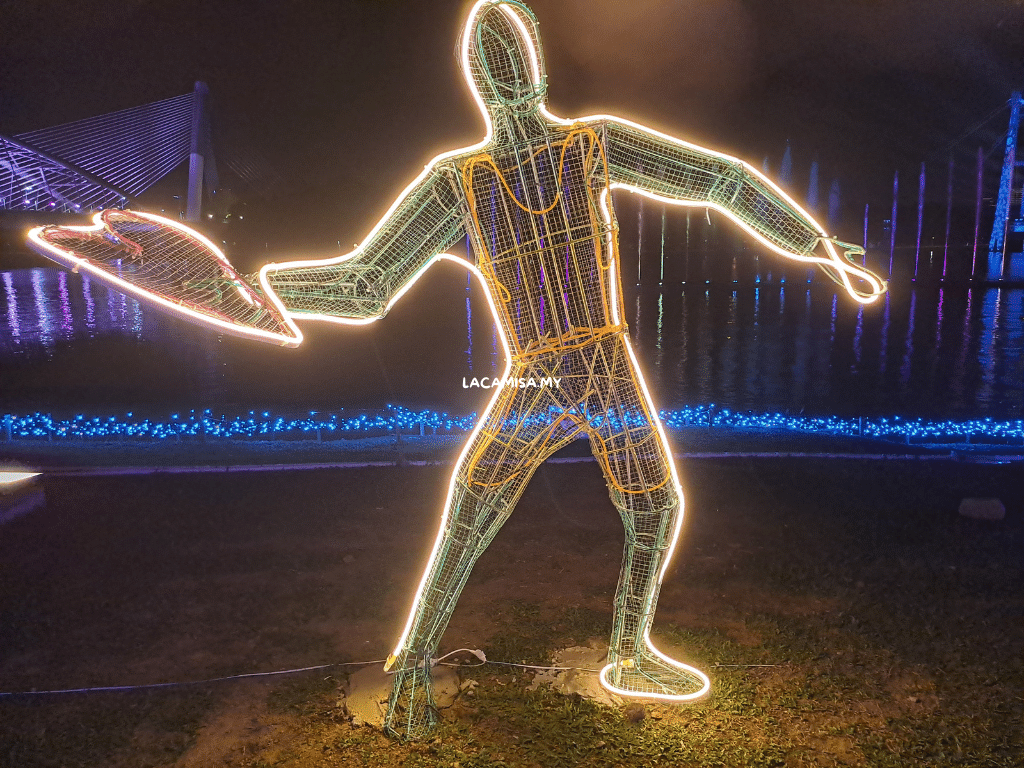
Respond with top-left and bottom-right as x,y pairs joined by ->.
24,0 -> 888,738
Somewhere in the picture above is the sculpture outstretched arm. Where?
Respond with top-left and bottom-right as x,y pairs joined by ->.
600,119 -> 886,303
259,168 -> 466,323
26,169 -> 466,346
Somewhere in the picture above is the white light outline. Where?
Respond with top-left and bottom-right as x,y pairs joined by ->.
606,186 -> 884,302
388,252 -> 514,665
27,211 -> 303,347
494,0 -> 882,304
22,0 -> 881,703
383,3 -> 710,696
598,636 -> 712,702
602,339 -> 712,702
260,0 -> 880,334
258,0 -> 507,327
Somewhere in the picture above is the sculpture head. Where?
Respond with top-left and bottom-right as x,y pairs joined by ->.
459,0 -> 548,118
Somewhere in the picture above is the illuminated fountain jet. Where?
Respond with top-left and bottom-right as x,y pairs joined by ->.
28,0 -> 885,740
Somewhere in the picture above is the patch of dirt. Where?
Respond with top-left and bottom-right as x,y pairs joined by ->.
174,681 -> 286,767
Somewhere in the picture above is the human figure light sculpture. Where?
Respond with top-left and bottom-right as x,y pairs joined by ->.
28,0 -> 886,740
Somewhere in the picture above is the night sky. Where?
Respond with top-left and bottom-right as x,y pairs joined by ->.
3,0 -> 1023,252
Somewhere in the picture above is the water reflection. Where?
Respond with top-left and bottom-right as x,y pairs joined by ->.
978,290 -> 999,406
852,304 -> 864,372
629,280 -> 1024,420
5,268 -> 148,354
83,273 -> 96,331
3,271 -> 21,346
879,292 -> 891,375
899,291 -> 916,387
57,271 -> 72,333
2,266 -> 1024,420
30,269 -> 54,351
790,288 -> 810,404
1005,291 -> 1024,408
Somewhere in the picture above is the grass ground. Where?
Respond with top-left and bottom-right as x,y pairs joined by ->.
0,458 -> 1020,767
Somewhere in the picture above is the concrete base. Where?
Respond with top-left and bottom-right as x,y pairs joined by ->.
528,645 -> 622,708
340,662 -> 461,728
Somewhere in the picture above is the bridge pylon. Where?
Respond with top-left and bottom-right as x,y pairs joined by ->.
987,91 -> 1024,280
186,81 -> 210,223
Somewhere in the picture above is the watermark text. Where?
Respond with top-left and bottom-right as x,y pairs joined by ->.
462,376 -> 561,389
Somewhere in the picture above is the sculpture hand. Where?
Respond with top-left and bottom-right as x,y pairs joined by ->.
812,236 -> 887,303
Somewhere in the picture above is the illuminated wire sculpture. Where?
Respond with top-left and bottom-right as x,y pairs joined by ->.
28,209 -> 300,346
28,0 -> 886,741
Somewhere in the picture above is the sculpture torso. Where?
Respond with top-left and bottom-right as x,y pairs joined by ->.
460,124 -> 623,360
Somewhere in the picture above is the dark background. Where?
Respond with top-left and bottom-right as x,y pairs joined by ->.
2,1 -> 1023,420
4,0 -> 1021,257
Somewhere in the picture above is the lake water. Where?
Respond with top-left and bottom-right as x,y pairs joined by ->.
3,257 -> 1022,422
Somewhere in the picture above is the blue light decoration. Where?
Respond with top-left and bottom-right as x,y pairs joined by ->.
2,405 -> 1023,446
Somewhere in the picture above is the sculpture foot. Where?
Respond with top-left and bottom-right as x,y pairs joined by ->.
600,640 -> 711,701
383,664 -> 438,741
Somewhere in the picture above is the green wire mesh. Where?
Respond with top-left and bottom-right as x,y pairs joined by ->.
26,0 -> 885,742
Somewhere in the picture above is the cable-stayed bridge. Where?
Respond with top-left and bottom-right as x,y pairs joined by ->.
987,92 -> 1024,280
0,83 -> 213,220
4,81 -> 1023,282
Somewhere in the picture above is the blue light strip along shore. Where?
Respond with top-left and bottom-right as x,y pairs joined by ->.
2,406 -> 1023,446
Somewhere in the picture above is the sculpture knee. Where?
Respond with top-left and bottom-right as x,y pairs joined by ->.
613,492 -> 681,552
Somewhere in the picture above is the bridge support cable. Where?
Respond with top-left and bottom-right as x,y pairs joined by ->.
0,134 -> 129,212
2,86 -> 212,213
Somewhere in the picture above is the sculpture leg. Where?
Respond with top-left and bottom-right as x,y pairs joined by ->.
384,466 -> 520,739
587,340 -> 710,700
383,377 -> 579,739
